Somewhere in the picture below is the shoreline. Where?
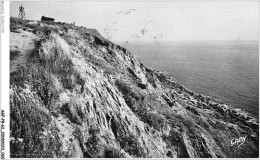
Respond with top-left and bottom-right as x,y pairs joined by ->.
149,67 -> 259,125
121,42 -> 259,122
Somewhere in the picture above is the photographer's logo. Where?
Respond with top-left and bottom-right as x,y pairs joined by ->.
231,136 -> 246,147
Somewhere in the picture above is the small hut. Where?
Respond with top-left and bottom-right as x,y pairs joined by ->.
41,16 -> 55,22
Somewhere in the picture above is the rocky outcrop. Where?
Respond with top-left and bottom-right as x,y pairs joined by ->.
10,17 -> 259,158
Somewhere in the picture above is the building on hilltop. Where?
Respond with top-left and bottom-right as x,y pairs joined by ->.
41,16 -> 55,22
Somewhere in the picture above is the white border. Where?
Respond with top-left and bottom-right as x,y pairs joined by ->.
0,0 -> 259,160
1,0 -> 10,159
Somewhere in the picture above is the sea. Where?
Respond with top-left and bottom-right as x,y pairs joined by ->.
120,41 -> 259,120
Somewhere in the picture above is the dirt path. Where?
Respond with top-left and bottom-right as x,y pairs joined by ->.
10,29 -> 38,73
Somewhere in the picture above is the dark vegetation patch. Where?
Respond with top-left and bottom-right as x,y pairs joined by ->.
10,17 -> 75,37
93,35 -> 109,46
146,71 -> 157,88
10,17 -> 27,32
85,127 -> 100,157
137,83 -> 147,89
188,134 -> 212,158
160,110 -> 213,158
186,105 -> 200,115
32,27 -> 52,38
165,129 -> 190,158
142,112 -> 166,131
63,34 -> 77,45
110,116 -> 118,138
10,50 -> 20,60
127,67 -> 138,78
186,110 -> 211,132
10,87 -> 64,158
84,54 -> 117,76
75,27 -> 107,43
29,38 -> 75,91
60,103 -> 82,125
104,148 -> 122,158
162,94 -> 175,107
118,135 -> 145,157
74,72 -> 85,93
115,79 -> 171,132
115,79 -> 146,113
84,127 -> 124,158
31,75 -> 54,106
77,42 -> 119,76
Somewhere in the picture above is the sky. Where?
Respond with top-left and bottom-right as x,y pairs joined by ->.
10,1 -> 258,42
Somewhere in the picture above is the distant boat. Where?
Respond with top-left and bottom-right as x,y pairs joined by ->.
125,41 -> 129,44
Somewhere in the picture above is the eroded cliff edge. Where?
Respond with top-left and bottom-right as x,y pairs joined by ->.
10,18 -> 259,158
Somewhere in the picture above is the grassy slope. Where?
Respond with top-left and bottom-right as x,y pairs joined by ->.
10,17 -> 259,158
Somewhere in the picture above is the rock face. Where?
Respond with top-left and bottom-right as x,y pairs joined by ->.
10,17 -> 259,158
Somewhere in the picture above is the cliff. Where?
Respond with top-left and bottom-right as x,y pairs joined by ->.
10,17 -> 259,158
